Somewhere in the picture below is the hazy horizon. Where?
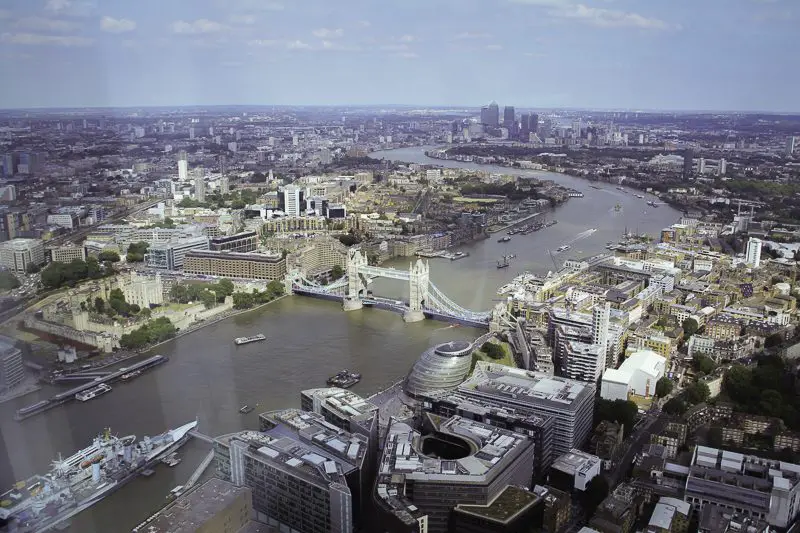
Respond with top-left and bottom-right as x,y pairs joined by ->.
0,0 -> 798,112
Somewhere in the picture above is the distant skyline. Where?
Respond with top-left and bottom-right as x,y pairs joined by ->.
0,0 -> 798,112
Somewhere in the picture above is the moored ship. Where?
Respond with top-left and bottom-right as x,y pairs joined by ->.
497,236 -> 511,243
326,369 -> 361,389
75,383 -> 112,402
234,334 -> 266,346
555,245 -> 571,253
0,421 -> 198,533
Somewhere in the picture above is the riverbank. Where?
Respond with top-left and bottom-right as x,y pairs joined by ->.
141,294 -> 290,354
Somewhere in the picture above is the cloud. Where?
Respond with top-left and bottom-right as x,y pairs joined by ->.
172,19 -> 227,34
511,0 -> 675,30
454,32 -> 490,40
100,16 -> 136,33
229,14 -> 257,25
45,0 -> 72,13
286,39 -> 311,49
524,51 -> 544,57
380,44 -> 409,52
217,0 -> 283,11
15,17 -> 79,32
1,32 -> 93,46
44,0 -> 96,17
486,44 -> 503,51
398,34 -> 416,42
248,39 -> 279,47
356,20 -> 371,27
392,52 -> 417,59
312,28 -> 343,39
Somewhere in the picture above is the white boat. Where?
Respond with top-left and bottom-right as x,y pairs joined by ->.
555,245 -> 571,253
234,334 -> 266,346
75,383 -> 112,402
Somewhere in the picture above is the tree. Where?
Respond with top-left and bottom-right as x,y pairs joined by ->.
663,397 -> 687,415
199,289 -> 217,309
232,292 -> 255,309
267,280 -> 285,298
693,354 -> 716,375
686,381 -> 710,405
25,263 -> 41,274
338,234 -> 359,247
330,265 -> 345,281
126,242 -> 149,263
656,377 -> 674,398
723,364 -> 755,404
481,342 -> 505,359
582,476 -> 609,515
594,399 -> 638,437
765,333 -> 784,349
98,250 -> 121,263
682,317 -> 699,337
94,297 -> 105,314
0,271 -> 20,291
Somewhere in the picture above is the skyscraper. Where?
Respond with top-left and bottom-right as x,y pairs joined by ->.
683,149 -> 693,181
219,176 -> 229,195
746,237 -> 762,268
177,151 -> 188,182
503,106 -> 515,128
592,302 -> 611,362
787,136 -> 797,156
529,114 -> 539,135
281,185 -> 304,217
487,101 -> 499,126
194,173 -> 205,203
520,113 -> 531,139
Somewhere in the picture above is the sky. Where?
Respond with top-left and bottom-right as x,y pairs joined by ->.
0,0 -> 797,111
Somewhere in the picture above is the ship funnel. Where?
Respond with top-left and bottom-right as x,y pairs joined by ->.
92,462 -> 101,483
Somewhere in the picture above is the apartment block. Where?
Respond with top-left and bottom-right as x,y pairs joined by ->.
183,250 -> 286,281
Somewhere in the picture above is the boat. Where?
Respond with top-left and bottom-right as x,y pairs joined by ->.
498,236 -> 511,243
239,405 -> 254,414
589,185 -> 602,190
161,453 -> 181,467
616,186 -> 625,191
234,334 -> 266,346
555,245 -> 571,253
0,421 -> 198,533
327,370 -> 361,389
635,194 -> 644,199
75,383 -> 112,402
496,255 -> 511,269
120,370 -> 142,381
614,203 -> 622,212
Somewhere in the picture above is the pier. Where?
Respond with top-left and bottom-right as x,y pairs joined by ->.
15,355 -> 168,421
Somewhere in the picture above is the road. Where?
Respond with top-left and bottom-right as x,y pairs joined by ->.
608,405 -> 667,487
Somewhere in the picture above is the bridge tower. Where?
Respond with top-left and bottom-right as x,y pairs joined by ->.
404,258 -> 429,322
343,249 -> 368,311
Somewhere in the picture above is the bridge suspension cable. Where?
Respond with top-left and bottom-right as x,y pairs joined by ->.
426,282 -> 492,321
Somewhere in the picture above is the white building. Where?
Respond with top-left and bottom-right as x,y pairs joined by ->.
746,237 -> 762,268
122,272 -> 164,308
550,449 -> 602,491
648,497 -> 691,532
178,157 -> 188,182
283,185 -> 303,217
219,176 -> 229,195
0,238 -> 45,273
46,213 -> 78,230
600,349 -> 666,401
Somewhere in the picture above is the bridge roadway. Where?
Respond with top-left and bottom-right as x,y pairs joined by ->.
293,286 -> 490,329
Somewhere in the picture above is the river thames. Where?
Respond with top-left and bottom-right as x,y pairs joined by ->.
0,146 -> 682,532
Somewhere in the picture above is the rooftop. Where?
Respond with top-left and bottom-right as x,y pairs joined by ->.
602,350 -> 666,386
453,485 -> 540,524
460,361 -> 593,411
301,387 -> 379,419
133,478 -> 277,533
552,449 -> 602,477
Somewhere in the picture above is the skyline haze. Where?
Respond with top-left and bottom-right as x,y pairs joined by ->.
0,0 -> 797,112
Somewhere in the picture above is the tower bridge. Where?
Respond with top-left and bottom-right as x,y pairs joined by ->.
288,249 -> 509,330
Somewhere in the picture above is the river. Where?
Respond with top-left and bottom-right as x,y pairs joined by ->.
0,145 -> 681,532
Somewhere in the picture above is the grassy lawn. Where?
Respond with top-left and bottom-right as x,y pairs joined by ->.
470,341 -> 516,372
